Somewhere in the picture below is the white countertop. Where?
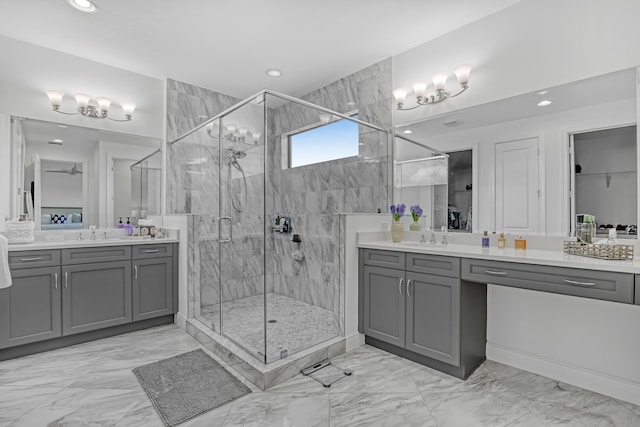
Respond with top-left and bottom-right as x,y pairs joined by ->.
358,240 -> 640,274
8,237 -> 179,252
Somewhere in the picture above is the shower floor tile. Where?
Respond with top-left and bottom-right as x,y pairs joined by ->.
198,293 -> 339,363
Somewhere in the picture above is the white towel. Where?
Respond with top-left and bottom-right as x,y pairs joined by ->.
0,234 -> 12,289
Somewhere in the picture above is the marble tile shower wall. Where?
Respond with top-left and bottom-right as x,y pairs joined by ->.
265,58 -> 392,312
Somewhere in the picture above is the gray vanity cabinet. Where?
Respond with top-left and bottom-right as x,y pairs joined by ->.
0,266 -> 62,348
362,265 -> 405,348
360,248 -> 486,380
405,271 -> 460,365
132,256 -> 173,321
61,261 -> 132,335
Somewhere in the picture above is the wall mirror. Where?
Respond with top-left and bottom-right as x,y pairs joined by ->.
396,67 -> 638,237
10,117 -> 162,230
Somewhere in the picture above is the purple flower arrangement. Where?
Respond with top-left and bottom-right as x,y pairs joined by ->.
410,205 -> 423,222
390,203 -> 406,222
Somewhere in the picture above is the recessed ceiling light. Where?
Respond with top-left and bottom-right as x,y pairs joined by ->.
66,0 -> 98,13
57,124 -> 68,128
537,100 -> 552,107
537,90 -> 549,95
265,69 -> 283,77
48,139 -> 64,145
402,129 -> 413,134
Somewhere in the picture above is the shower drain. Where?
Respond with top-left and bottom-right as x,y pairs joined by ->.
267,319 -> 278,323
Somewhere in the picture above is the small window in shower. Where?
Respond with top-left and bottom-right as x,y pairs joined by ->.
287,113 -> 359,168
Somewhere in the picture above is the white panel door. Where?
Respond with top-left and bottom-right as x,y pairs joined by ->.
495,137 -> 539,234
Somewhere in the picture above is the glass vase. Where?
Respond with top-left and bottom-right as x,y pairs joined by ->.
391,222 -> 404,243
409,220 -> 421,232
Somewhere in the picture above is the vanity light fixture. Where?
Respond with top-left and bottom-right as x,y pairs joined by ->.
207,122 -> 262,144
66,0 -> 98,13
393,64 -> 472,110
45,90 -> 135,121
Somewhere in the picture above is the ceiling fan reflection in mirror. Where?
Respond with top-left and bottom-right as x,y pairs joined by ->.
46,163 -> 83,175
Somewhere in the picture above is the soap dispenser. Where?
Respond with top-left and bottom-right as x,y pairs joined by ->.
117,217 -> 124,228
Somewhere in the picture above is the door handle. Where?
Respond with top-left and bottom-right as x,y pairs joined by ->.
64,272 -> 68,288
20,257 -> 43,262
144,249 -> 160,253
398,277 -> 404,296
219,216 -> 232,243
54,272 -> 58,289
134,265 -> 138,279
406,279 -> 412,297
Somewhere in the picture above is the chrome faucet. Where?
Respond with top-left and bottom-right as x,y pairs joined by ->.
441,226 -> 448,245
77,232 -> 84,241
420,234 -> 427,244
90,225 -> 97,240
102,231 -> 108,240
426,226 -> 437,244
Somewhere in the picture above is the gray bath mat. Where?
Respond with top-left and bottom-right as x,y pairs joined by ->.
133,349 -> 251,426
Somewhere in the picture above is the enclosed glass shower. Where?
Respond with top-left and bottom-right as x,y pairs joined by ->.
168,90 -> 445,365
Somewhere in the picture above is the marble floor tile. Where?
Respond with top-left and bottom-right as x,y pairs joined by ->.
329,392 -> 436,427
1,326 -> 639,426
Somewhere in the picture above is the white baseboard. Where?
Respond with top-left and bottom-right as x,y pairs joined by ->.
345,333 -> 365,351
487,343 -> 640,406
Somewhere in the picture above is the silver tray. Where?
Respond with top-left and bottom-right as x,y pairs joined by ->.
563,241 -> 634,261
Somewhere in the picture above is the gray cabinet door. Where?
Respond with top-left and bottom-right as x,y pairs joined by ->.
62,261 -> 132,335
132,257 -> 173,321
0,267 -> 62,348
405,271 -> 460,366
362,265 -> 405,348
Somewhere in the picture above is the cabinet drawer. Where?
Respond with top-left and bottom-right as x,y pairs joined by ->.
9,250 -> 60,269
132,243 -> 173,260
361,249 -> 405,270
461,259 -> 634,304
62,246 -> 131,264
406,253 -> 460,278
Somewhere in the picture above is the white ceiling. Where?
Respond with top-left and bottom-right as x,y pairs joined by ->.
400,67 -> 637,139
0,0 -> 520,99
20,117 -> 160,149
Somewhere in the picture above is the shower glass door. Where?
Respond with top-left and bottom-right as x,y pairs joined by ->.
218,100 -> 267,362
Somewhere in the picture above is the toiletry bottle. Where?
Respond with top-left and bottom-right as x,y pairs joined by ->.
117,217 -> 124,228
498,232 -> 506,249
515,236 -> 527,250
482,231 -> 490,247
125,217 -> 133,236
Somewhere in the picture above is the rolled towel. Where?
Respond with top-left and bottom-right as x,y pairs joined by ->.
0,234 -> 12,289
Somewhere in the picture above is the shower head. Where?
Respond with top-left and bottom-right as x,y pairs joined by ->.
228,149 -> 246,171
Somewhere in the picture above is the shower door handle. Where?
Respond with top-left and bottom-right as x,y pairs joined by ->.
219,216 -> 233,243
